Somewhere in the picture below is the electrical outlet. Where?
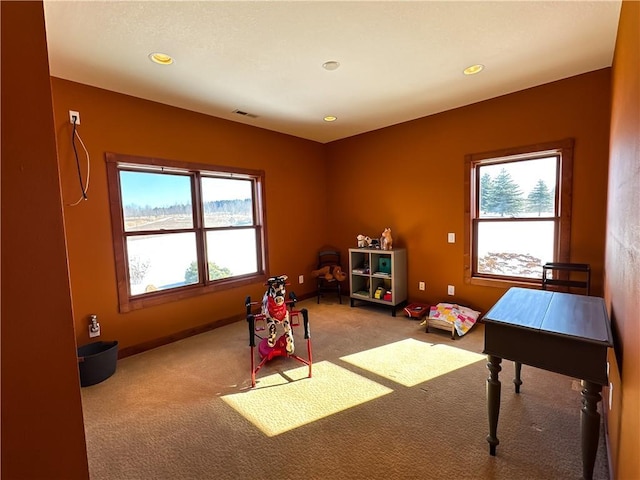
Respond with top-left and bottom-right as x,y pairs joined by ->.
419,281 -> 425,291
448,232 -> 455,243
69,110 -> 80,125
88,314 -> 100,338
89,323 -> 100,338
298,275 -> 304,284
447,285 -> 455,295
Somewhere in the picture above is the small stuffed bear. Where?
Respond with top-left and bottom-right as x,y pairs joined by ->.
381,228 -> 393,250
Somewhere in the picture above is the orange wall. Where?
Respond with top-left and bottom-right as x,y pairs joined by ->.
605,1 -> 640,478
325,69 -> 612,314
50,79 -> 327,350
51,69 -> 613,353
4,2 -> 636,479
1,2 -> 89,478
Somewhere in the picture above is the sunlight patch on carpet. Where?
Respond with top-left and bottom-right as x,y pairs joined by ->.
221,361 -> 393,437
340,338 -> 485,387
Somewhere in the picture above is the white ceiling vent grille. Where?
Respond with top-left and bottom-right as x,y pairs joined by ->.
233,109 -> 258,119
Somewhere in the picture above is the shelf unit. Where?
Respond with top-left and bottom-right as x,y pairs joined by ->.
348,247 -> 407,316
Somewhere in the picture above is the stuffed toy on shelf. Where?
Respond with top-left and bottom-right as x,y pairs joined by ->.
381,227 -> 393,250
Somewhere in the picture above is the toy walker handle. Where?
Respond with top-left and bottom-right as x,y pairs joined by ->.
288,291 -> 298,308
247,314 -> 256,347
245,296 -> 252,316
301,308 -> 310,339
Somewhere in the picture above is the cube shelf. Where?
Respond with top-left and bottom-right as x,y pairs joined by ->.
348,247 -> 407,316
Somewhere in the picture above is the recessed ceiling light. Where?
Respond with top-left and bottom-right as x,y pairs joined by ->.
463,64 -> 484,75
324,116 -> 337,122
322,61 -> 340,71
149,52 -> 174,65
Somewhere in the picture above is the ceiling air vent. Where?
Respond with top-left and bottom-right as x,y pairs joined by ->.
233,109 -> 258,119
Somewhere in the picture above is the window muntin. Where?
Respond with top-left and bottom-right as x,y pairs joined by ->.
201,177 -> 254,227
106,153 -> 268,312
205,229 -> 258,278
465,140 -> 573,286
120,171 -> 194,231
476,220 -> 555,278
127,232 -> 199,294
478,157 -> 557,219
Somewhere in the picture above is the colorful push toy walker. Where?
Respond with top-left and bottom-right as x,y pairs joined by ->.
245,275 -> 312,387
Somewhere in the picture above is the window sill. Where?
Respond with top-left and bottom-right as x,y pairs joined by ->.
467,276 -> 542,290
119,273 -> 267,313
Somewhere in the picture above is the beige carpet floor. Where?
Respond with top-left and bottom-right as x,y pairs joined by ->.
81,298 -> 609,479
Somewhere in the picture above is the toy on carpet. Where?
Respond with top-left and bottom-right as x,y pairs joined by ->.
245,275 -> 312,387
262,274 -> 294,353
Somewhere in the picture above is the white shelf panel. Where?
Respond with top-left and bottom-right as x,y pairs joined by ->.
348,247 -> 407,316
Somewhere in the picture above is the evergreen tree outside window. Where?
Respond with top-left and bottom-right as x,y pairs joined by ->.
527,179 -> 555,215
106,152 -> 268,312
479,172 -> 494,215
464,139 -> 574,286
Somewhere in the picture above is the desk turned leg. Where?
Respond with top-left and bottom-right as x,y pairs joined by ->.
581,380 -> 602,480
514,361 -> 523,394
486,355 -> 502,456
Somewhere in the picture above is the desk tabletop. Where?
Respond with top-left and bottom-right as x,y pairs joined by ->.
484,287 -> 612,346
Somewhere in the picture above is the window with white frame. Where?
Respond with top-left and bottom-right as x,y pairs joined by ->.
464,139 -> 574,286
106,153 -> 268,312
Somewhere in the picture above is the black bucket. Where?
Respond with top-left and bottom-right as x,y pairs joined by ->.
77,341 -> 118,387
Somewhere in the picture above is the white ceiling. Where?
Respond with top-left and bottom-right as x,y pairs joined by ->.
43,1 -> 622,144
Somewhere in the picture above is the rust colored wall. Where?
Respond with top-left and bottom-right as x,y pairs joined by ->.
15,2 -> 629,476
605,1 -> 640,478
0,2 -> 89,478
326,69 -> 611,314
50,79 -> 327,350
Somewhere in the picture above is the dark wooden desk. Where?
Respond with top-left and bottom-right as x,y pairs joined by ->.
483,287 -> 612,480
